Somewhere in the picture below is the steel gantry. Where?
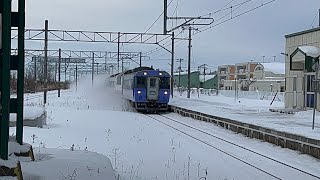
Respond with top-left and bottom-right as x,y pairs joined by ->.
11,21 -> 175,97
0,0 -> 25,160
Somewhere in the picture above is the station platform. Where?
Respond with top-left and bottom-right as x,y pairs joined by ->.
169,93 -> 320,158
170,93 -> 320,140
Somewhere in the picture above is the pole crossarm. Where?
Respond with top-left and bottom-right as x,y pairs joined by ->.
11,28 -> 172,44
167,17 -> 214,33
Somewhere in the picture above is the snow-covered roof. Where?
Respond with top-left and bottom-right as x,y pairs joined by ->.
199,75 -> 216,82
260,62 -> 285,74
298,46 -> 320,58
173,71 -> 198,76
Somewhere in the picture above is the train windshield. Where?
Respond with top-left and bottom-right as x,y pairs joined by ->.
135,77 -> 146,88
159,77 -> 170,89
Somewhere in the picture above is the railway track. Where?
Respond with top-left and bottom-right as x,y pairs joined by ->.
144,113 -> 320,180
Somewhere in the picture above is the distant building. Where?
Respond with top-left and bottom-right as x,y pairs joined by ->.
218,62 -> 285,92
218,65 -> 235,89
284,27 -> 320,110
173,71 -> 218,89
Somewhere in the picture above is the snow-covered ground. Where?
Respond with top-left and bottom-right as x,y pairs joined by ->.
8,75 -> 320,180
170,91 -> 320,140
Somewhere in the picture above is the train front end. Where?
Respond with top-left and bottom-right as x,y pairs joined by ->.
133,70 -> 170,112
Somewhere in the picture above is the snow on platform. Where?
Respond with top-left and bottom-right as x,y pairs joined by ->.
21,148 -> 116,180
9,76 -> 320,179
170,92 -> 320,140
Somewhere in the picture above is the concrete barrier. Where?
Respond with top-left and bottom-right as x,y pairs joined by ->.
170,105 -> 320,159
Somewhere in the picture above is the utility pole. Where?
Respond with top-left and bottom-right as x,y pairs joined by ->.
171,32 -> 175,98
313,60 -> 319,130
64,57 -> 67,83
187,26 -> 192,98
164,0 -> 168,34
273,56 -> 276,62
117,32 -> 120,73
176,58 -> 184,88
234,77 -> 237,102
105,52 -> 107,72
96,63 -> 99,74
34,56 -> 37,91
262,56 -> 265,63
198,64 -> 208,88
44,20 -> 48,105
92,52 -> 94,86
139,52 -> 142,67
121,57 -> 124,72
58,48 -> 61,97
75,64 -> 78,91
163,6 -> 212,98
54,62 -> 57,82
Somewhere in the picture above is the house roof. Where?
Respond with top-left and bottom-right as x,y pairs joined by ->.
199,75 -> 216,82
296,46 -> 320,58
173,71 -> 199,76
285,27 -> 320,38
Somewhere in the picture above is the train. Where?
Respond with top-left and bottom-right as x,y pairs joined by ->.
107,67 -> 171,112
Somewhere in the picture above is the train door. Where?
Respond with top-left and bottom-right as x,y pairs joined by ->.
147,77 -> 159,100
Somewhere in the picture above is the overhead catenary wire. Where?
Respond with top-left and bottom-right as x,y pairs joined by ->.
144,0 -> 276,62
196,0 -> 276,34
143,0 -> 175,34
310,10 -> 319,29
144,0 -> 259,56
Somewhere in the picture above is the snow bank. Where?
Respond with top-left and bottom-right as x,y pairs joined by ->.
0,159 -> 18,169
22,148 -> 116,180
8,141 -> 31,155
10,106 -> 44,122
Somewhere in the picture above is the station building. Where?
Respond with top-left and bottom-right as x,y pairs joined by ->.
284,27 -> 320,110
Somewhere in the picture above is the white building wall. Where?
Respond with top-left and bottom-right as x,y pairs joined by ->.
249,81 -> 284,92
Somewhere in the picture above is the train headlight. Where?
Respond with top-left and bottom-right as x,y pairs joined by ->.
143,72 -> 147,75
164,91 -> 168,95
137,90 -> 142,94
159,72 -> 162,76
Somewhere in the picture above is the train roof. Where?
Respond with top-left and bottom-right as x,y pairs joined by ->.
123,67 -> 154,74
110,66 -> 170,77
109,67 -> 154,77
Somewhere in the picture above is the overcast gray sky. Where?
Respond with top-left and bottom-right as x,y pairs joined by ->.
17,0 -> 320,72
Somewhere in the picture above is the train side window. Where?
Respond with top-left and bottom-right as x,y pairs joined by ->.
160,77 -> 170,89
135,77 -> 146,88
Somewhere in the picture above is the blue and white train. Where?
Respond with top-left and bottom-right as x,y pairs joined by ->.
108,67 -> 171,112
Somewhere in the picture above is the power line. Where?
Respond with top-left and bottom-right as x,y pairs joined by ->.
196,0 -> 276,34
143,0 -> 275,62
145,0 -> 254,56
200,0 -> 252,17
144,0 -> 175,34
310,10 -> 319,29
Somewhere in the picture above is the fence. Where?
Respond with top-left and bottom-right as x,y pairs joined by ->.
175,88 -> 285,102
